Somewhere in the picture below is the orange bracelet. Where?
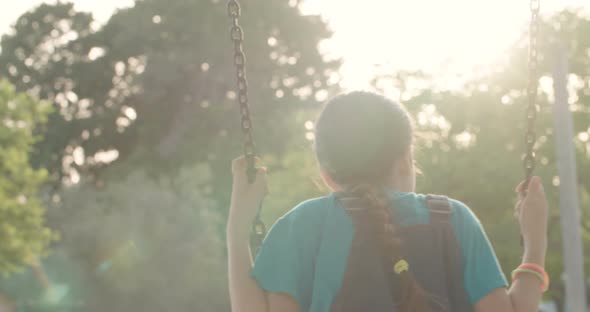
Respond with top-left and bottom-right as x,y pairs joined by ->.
511,263 -> 549,292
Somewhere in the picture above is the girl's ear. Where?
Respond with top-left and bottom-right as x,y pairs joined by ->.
320,169 -> 342,191
398,149 -> 414,176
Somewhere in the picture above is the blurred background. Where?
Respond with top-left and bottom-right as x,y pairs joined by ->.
0,0 -> 589,311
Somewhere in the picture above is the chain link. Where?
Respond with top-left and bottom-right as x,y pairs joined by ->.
227,0 -> 266,253
523,0 -> 540,191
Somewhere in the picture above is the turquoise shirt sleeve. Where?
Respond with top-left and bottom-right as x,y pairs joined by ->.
250,198 -> 328,311
449,199 -> 509,305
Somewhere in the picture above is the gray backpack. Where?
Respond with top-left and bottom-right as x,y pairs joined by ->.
331,194 -> 474,312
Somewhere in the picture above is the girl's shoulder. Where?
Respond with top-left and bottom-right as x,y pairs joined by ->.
277,195 -> 335,228
445,197 -> 484,228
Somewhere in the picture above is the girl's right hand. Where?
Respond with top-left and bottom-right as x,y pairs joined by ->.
515,176 -> 549,258
228,156 -> 269,234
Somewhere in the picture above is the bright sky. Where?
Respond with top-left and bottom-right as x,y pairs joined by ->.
1,0 -> 587,89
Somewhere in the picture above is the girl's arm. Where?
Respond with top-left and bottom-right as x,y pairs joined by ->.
227,219 -> 300,312
227,157 -> 300,312
476,249 -> 546,312
227,215 -> 268,312
476,177 -> 549,312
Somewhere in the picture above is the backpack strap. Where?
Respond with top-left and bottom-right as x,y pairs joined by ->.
425,194 -> 474,312
426,195 -> 452,224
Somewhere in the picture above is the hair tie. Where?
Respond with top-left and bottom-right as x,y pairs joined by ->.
393,259 -> 409,274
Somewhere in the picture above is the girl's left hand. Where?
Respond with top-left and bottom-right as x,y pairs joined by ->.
229,156 -> 269,228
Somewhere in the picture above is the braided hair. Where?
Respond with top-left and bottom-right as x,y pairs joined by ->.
315,91 -> 430,312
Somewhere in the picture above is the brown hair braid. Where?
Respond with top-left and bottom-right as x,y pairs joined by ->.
347,183 -> 431,312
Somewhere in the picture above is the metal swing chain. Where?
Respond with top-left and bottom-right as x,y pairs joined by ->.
227,0 -> 539,251
227,0 -> 267,253
523,0 -> 541,190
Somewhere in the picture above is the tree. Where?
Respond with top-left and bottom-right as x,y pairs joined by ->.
0,0 -> 338,196
0,80 -> 55,275
0,3 -> 123,185
82,0 -> 340,216
1,1 -> 339,306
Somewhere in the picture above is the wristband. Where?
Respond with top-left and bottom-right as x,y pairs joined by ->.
511,263 -> 549,292
520,263 -> 550,288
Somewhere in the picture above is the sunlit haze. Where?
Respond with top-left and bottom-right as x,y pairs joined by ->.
1,0 -> 587,89
1,1 -> 590,310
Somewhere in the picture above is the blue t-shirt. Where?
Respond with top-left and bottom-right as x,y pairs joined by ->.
251,192 -> 508,312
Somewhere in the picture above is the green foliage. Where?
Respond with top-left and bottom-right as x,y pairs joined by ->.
1,0 -> 337,308
46,162 -> 228,312
264,145 -> 325,224
0,0 -> 338,190
0,80 -> 56,275
0,3 -> 107,184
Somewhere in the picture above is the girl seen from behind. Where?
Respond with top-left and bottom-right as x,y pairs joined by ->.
227,91 -> 549,312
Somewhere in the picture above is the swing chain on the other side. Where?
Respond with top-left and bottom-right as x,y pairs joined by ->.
227,0 -> 267,253
523,0 -> 540,190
